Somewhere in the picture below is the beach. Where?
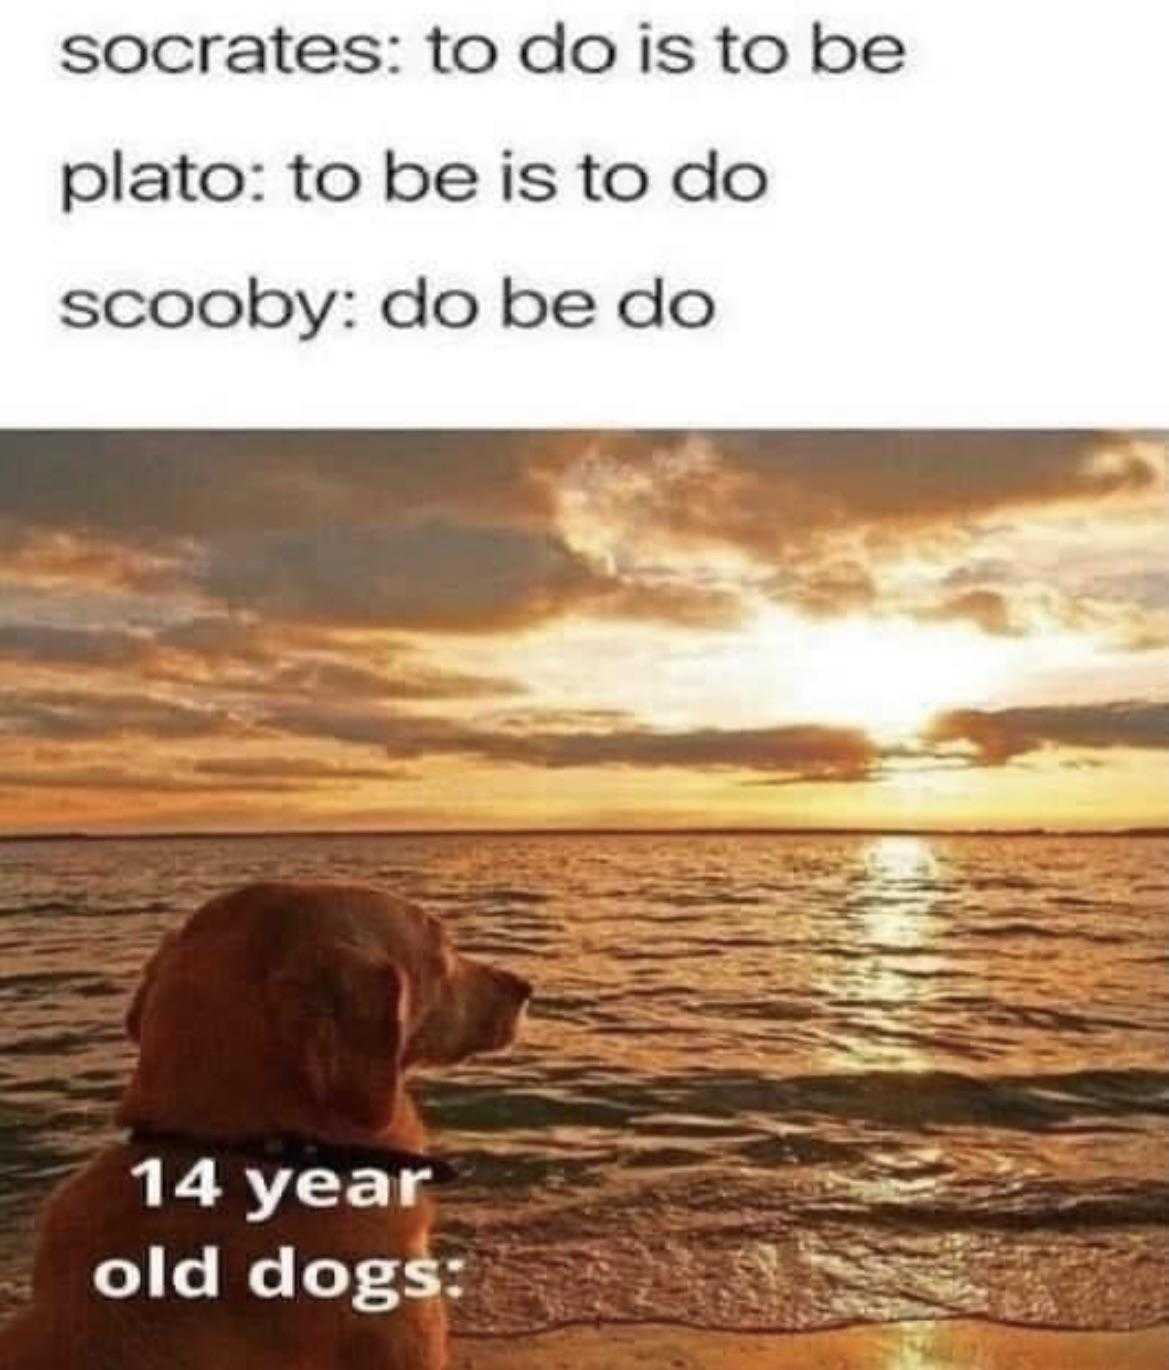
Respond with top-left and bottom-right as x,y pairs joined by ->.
457,1320 -> 1169,1369
2,1289 -> 1165,1369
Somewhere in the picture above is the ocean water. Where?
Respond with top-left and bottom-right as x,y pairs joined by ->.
0,831 -> 1166,1334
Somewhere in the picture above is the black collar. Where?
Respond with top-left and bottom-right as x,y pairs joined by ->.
128,1127 -> 457,1183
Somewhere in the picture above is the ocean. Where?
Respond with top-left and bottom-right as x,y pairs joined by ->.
1,831 -> 1166,1334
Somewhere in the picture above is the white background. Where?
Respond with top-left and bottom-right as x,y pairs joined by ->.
1,1 -> 1166,428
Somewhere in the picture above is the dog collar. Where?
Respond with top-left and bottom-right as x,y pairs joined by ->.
127,1127 -> 457,1183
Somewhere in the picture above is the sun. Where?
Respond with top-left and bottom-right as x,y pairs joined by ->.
784,616 -> 1008,744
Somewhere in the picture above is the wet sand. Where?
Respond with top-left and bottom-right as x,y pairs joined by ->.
3,1289 -> 1164,1367
456,1320 -> 1169,1369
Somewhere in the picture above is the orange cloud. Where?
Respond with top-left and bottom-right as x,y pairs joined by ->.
916,590 -> 1019,637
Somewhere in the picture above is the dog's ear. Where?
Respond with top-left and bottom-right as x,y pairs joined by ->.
268,947 -> 409,1131
125,933 -> 176,1043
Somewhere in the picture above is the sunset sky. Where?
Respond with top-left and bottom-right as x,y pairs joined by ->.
0,431 -> 1165,834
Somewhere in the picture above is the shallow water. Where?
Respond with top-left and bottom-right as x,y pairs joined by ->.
1,832 -> 1166,1331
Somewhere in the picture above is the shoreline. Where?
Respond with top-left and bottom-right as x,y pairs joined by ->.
455,1319 -> 1169,1369
5,1288 -> 1165,1366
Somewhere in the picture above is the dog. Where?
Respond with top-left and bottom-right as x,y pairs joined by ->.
0,880 -> 531,1369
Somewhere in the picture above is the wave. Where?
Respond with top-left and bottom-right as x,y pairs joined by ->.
423,1067 -> 1169,1143
797,1189 -> 1169,1229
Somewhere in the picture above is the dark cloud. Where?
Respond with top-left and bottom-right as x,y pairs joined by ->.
0,615 -> 302,677
0,689 -> 238,741
0,615 -> 524,701
263,702 -> 877,780
0,432 -> 565,541
197,521 -> 744,633
617,432 -> 1163,558
152,615 -> 287,664
198,521 -> 607,632
0,677 -> 873,785
925,700 -> 1169,765
255,658 -> 524,701
0,622 -> 153,669
4,434 -> 1158,557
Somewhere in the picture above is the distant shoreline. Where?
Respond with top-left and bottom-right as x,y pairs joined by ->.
1,826 -> 1166,843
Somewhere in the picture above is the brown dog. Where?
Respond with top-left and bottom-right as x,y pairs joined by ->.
0,881 -> 531,1370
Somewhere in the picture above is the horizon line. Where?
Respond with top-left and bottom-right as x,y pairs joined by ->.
1,824 -> 1166,843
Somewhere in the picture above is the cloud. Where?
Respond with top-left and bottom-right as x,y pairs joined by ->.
0,528 -> 176,591
254,658 -> 525,701
0,432 -> 565,541
559,432 -> 1166,629
0,622 -> 153,669
484,707 -> 635,730
0,765 -> 303,794
924,700 -> 1169,765
593,579 -> 746,629
1,679 -> 875,785
3,433 -> 1162,639
151,615 -> 288,664
6,433 -> 1160,559
263,702 -> 878,780
0,615 -> 307,678
0,614 -> 525,701
197,521 -> 744,634
0,689 -> 238,741
1118,618 -> 1169,652
1083,569 -> 1169,611
198,521 -> 608,631
916,589 -> 1019,637
624,432 -> 1164,555
942,558 -> 1015,591
192,757 -> 412,783
0,752 -> 413,798
765,560 -> 877,618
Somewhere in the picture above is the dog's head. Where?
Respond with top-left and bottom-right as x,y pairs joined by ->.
120,881 -> 531,1136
